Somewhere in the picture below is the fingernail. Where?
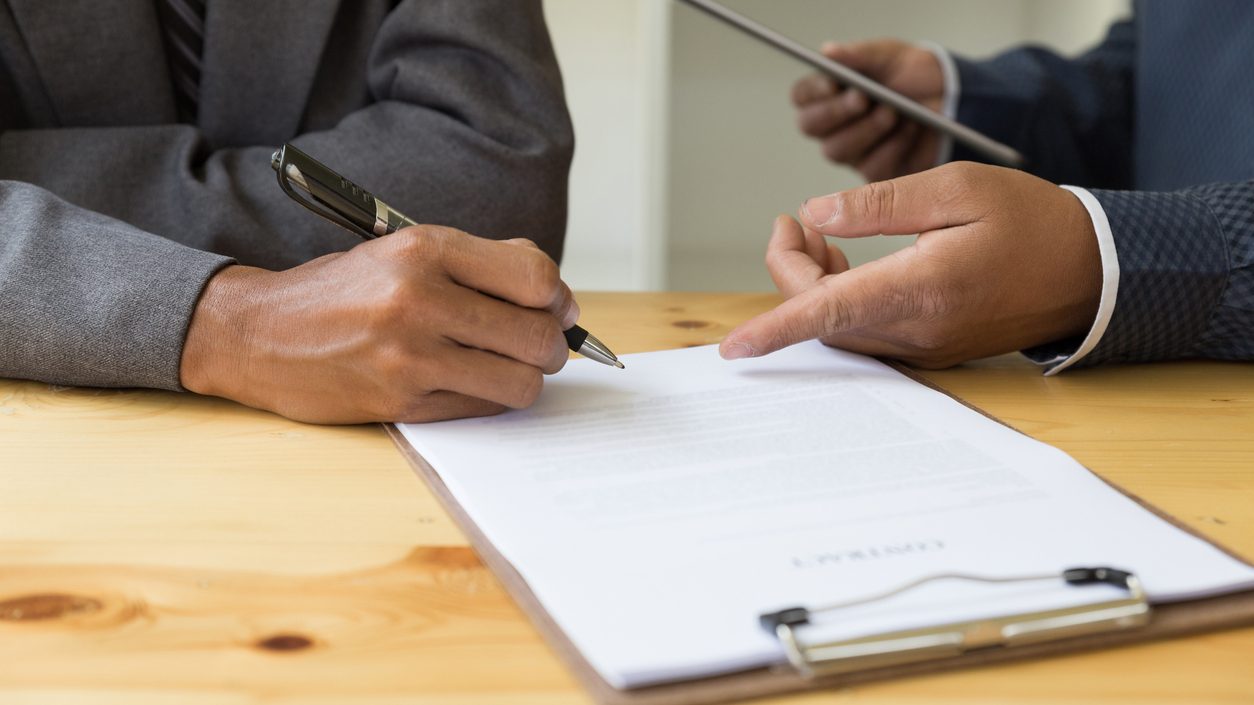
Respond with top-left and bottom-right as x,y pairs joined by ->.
722,341 -> 755,360
563,300 -> 581,329
843,89 -> 864,110
801,197 -> 838,227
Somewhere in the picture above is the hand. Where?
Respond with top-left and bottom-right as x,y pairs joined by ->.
180,226 -> 578,424
719,162 -> 1102,368
792,39 -> 945,181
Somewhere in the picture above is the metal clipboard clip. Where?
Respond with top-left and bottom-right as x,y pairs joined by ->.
759,567 -> 1151,678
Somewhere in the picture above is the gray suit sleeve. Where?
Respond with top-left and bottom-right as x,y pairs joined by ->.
0,0 -> 572,390
0,181 -> 233,389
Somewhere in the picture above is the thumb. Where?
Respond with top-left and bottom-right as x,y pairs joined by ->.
720,255 -> 911,360
798,165 -> 988,237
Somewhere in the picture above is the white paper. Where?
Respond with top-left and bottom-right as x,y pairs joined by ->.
398,343 -> 1254,688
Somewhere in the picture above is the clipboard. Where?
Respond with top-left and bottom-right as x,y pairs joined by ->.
383,367 -> 1254,705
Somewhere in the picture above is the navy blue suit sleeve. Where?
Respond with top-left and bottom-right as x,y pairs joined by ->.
950,21 -> 1135,189
1077,182 -> 1254,364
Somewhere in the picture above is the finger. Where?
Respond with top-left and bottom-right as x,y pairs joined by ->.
819,104 -> 898,165
800,224 -> 830,269
438,286 -> 568,374
816,322 -> 964,369
434,345 -> 547,410
815,326 -> 925,362
791,73 -> 837,106
504,238 -> 580,326
408,228 -> 576,325
720,256 -> 912,359
394,391 -> 506,424
823,241 -> 851,275
765,216 -> 827,298
794,224 -> 853,290
799,163 -> 989,237
822,39 -> 902,77
796,89 -> 870,138
763,217 -> 851,299
856,120 -> 921,182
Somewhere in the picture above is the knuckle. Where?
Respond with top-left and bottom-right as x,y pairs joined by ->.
790,81 -> 806,106
916,281 -> 954,321
821,137 -> 851,163
820,288 -> 857,334
384,392 -> 430,423
522,314 -> 563,366
830,191 -> 858,218
796,110 -> 819,137
373,342 -> 412,383
395,225 -> 454,260
897,291 -> 954,355
791,75 -> 824,105
523,253 -> 561,307
860,180 -> 897,223
546,350 -> 569,375
793,277 -> 860,342
874,105 -> 897,128
371,277 -> 416,328
512,369 -> 545,408
508,237 -> 540,251
939,161 -> 981,194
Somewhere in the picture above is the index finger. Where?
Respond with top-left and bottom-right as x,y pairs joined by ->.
720,256 -> 909,360
423,229 -> 578,328
503,238 -> 579,326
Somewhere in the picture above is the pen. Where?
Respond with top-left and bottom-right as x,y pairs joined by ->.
270,143 -> 624,369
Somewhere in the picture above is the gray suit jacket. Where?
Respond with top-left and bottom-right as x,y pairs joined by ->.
0,0 -> 574,391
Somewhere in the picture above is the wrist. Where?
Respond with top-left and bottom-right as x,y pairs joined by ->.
180,264 -> 270,397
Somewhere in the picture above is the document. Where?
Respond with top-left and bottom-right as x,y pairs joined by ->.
397,343 -> 1254,688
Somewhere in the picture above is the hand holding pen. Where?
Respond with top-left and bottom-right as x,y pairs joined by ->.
272,144 -> 622,369
178,146 -> 619,425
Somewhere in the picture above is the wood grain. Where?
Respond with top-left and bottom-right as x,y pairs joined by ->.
1,292 -> 1251,704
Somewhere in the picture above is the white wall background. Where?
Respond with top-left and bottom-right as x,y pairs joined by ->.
544,0 -> 1130,292
544,0 -> 671,290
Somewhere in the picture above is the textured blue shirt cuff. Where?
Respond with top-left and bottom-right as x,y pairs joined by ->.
1064,189 -> 1230,366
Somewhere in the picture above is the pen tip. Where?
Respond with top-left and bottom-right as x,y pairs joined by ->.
614,361 -> 625,369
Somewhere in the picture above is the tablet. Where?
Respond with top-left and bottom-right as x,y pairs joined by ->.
676,0 -> 1025,168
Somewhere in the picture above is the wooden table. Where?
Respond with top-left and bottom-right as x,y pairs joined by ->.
2,292 -> 1252,704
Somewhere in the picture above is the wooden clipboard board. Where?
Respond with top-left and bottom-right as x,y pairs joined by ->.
383,365 -> 1254,705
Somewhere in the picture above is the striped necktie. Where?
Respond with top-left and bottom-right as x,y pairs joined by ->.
154,0 -> 206,123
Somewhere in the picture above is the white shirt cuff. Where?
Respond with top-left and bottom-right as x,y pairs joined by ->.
920,41 -> 959,167
1034,186 -> 1121,376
